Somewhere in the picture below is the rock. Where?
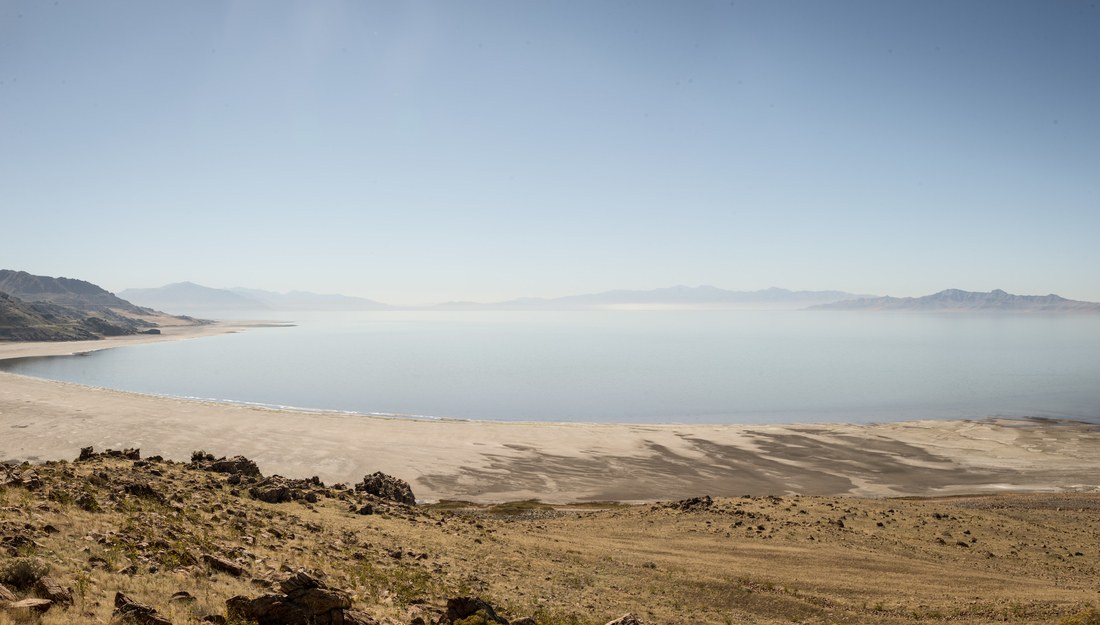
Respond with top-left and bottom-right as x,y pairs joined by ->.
191,452 -> 262,477
248,475 -> 328,505
228,571 -> 356,625
437,597 -> 508,624
605,615 -> 644,625
169,591 -> 197,604
666,495 -> 713,512
250,483 -> 293,504
6,598 -> 53,613
278,571 -> 325,595
203,554 -> 246,577
0,583 -> 16,602
211,456 -> 262,477
113,591 -> 173,625
33,576 -> 73,607
75,447 -> 140,461
356,472 -> 416,505
289,587 -> 351,614
124,481 -> 166,503
345,609 -> 378,625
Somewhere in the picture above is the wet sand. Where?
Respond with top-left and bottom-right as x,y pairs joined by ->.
2,327 -> 1099,503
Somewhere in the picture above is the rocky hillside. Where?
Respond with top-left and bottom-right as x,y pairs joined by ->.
810,288 -> 1100,312
2,448 -> 1100,624
0,292 -> 104,341
0,270 -> 149,315
0,270 -> 196,341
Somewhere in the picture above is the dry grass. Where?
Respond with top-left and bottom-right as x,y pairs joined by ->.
2,457 -> 1100,624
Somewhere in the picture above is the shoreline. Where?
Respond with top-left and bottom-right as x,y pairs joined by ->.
0,318 -> 284,362
2,328 -> 1100,503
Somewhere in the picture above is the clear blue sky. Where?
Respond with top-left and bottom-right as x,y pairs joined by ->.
2,1 -> 1098,305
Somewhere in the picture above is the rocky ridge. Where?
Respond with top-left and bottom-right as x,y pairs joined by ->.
0,269 -> 202,341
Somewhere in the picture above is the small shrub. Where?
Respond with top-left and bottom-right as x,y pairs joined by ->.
0,557 -> 50,589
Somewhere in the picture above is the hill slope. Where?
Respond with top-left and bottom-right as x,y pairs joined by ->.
0,269 -> 149,315
0,291 -> 101,341
1,449 -> 1098,625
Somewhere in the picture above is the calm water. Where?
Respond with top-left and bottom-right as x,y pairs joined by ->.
3,310 -> 1099,424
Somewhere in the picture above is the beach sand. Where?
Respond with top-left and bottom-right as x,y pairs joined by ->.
2,325 -> 1099,503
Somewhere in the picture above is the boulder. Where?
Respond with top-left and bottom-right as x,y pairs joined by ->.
211,456 -> 261,477
437,597 -> 508,624
356,472 -> 416,505
248,476 -> 327,505
203,554 -> 246,577
227,571 -> 355,625
123,481 -> 166,503
33,576 -> 73,607
6,598 -> 53,614
113,591 -> 173,625
191,452 -> 262,477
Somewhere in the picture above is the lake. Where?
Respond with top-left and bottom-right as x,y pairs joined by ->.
2,310 -> 1099,424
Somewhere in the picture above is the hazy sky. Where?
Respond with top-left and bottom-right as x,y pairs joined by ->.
2,1 -> 1098,305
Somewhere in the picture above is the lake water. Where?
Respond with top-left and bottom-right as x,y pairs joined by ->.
3,310 -> 1099,424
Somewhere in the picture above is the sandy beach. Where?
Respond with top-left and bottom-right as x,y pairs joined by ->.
2,325 -> 1099,503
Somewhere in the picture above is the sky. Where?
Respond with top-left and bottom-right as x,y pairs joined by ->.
2,1 -> 1098,305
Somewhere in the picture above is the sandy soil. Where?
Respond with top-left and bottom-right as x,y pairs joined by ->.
2,328 -> 1099,503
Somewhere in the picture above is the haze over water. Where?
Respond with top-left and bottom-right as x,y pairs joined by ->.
3,310 -> 1099,425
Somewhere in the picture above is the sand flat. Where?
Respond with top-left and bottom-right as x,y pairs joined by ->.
2,328 -> 1099,502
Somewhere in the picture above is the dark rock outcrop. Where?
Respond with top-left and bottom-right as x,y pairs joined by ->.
436,597 -> 509,624
356,472 -> 416,505
249,476 -> 325,504
191,452 -> 262,477
113,591 -> 173,625
76,447 -> 141,462
664,495 -> 713,512
227,571 -> 356,625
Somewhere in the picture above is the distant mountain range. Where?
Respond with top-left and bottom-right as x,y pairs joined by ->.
0,269 -> 189,341
434,286 -> 870,310
10,274 -> 1098,337
118,282 -> 390,315
810,289 -> 1100,312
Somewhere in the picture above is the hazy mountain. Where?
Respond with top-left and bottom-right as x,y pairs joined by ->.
229,288 -> 390,311
120,283 -> 391,314
809,289 -> 1100,312
434,285 -> 871,310
119,282 -> 270,314
0,270 -> 174,340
